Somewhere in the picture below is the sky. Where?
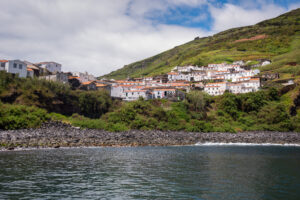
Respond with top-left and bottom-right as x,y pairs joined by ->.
0,0 -> 299,76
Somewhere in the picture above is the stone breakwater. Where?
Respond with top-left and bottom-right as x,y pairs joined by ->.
1,121 -> 300,150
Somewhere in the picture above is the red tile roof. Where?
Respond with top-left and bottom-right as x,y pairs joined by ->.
82,81 -> 94,85
68,76 -> 80,80
96,83 -> 107,87
206,82 -> 226,85
125,90 -> 147,93
153,89 -> 176,91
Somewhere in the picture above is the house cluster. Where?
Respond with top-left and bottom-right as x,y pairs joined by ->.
0,59 -> 100,90
100,62 -> 263,100
167,63 -> 261,96
168,63 -> 261,96
96,64 -> 260,101
1,58 -> 264,99
0,59 -> 63,78
108,78 -> 187,101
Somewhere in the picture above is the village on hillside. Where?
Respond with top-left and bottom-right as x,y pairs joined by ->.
0,59 -> 277,101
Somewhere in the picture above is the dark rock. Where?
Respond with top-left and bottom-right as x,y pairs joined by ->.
0,121 -> 300,150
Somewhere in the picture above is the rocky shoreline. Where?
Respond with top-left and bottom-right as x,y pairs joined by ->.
1,121 -> 300,151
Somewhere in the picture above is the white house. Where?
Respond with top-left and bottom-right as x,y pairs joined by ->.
0,60 -> 27,78
124,90 -> 149,101
233,60 -> 245,66
227,83 -> 243,94
204,82 -> 227,96
38,62 -> 62,73
111,85 -> 125,98
152,88 -> 176,99
72,71 -> 96,83
167,72 -> 179,81
27,68 -> 34,78
243,78 -> 260,91
111,85 -> 136,99
175,66 -> 202,73
204,86 -> 224,96
190,71 -> 206,81
261,60 -> 271,66
167,72 -> 190,81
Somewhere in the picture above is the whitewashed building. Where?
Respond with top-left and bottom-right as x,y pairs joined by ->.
227,83 -> 243,94
261,60 -> 271,66
38,62 -> 62,73
204,78 -> 260,96
27,68 -> 34,78
111,85 -> 135,99
243,78 -> 260,91
152,88 -> 176,99
0,60 -> 27,78
72,71 -> 96,83
204,85 -> 224,96
124,90 -> 149,101
167,72 -> 190,81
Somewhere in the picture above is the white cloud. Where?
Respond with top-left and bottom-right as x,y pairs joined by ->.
0,0 -> 296,76
210,3 -> 286,32
0,0 -> 208,76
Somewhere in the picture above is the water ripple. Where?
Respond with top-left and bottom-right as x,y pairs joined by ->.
0,146 -> 300,199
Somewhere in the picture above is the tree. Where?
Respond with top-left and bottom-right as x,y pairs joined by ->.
186,91 -> 206,112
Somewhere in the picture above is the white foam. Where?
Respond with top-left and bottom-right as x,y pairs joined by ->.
195,142 -> 300,147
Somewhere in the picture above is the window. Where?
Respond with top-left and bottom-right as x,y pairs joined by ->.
19,64 -> 22,69
13,63 -> 17,68
126,93 -> 128,97
1,63 -> 5,67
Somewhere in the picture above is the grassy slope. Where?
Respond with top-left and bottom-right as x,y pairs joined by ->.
103,8 -> 300,80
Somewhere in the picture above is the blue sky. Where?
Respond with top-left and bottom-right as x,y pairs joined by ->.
142,0 -> 300,29
0,0 -> 299,76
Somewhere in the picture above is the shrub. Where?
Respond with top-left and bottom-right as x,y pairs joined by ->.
106,123 -> 129,132
70,118 -> 106,129
257,103 -> 290,124
219,92 -> 240,119
185,120 -> 213,132
0,104 -> 49,130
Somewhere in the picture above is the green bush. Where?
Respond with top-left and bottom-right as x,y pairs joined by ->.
257,103 -> 290,124
0,104 -> 49,130
70,118 -> 106,129
219,92 -> 240,119
185,120 -> 214,132
0,71 -> 112,118
106,123 -> 129,132
77,91 -> 112,118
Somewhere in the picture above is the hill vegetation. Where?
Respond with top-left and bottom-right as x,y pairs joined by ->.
2,71 -> 300,132
103,8 -> 300,80
0,71 -> 113,129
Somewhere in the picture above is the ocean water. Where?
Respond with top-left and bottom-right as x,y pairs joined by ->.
0,145 -> 300,200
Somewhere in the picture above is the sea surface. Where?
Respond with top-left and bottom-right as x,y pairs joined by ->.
0,145 -> 300,200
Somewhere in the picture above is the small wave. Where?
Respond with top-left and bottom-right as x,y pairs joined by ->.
195,142 -> 300,147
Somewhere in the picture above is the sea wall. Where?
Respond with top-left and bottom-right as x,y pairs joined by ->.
1,121 -> 300,150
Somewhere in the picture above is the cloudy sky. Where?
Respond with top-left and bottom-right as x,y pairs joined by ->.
0,0 -> 299,76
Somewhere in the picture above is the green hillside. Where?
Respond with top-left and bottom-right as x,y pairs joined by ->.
103,8 -> 300,80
